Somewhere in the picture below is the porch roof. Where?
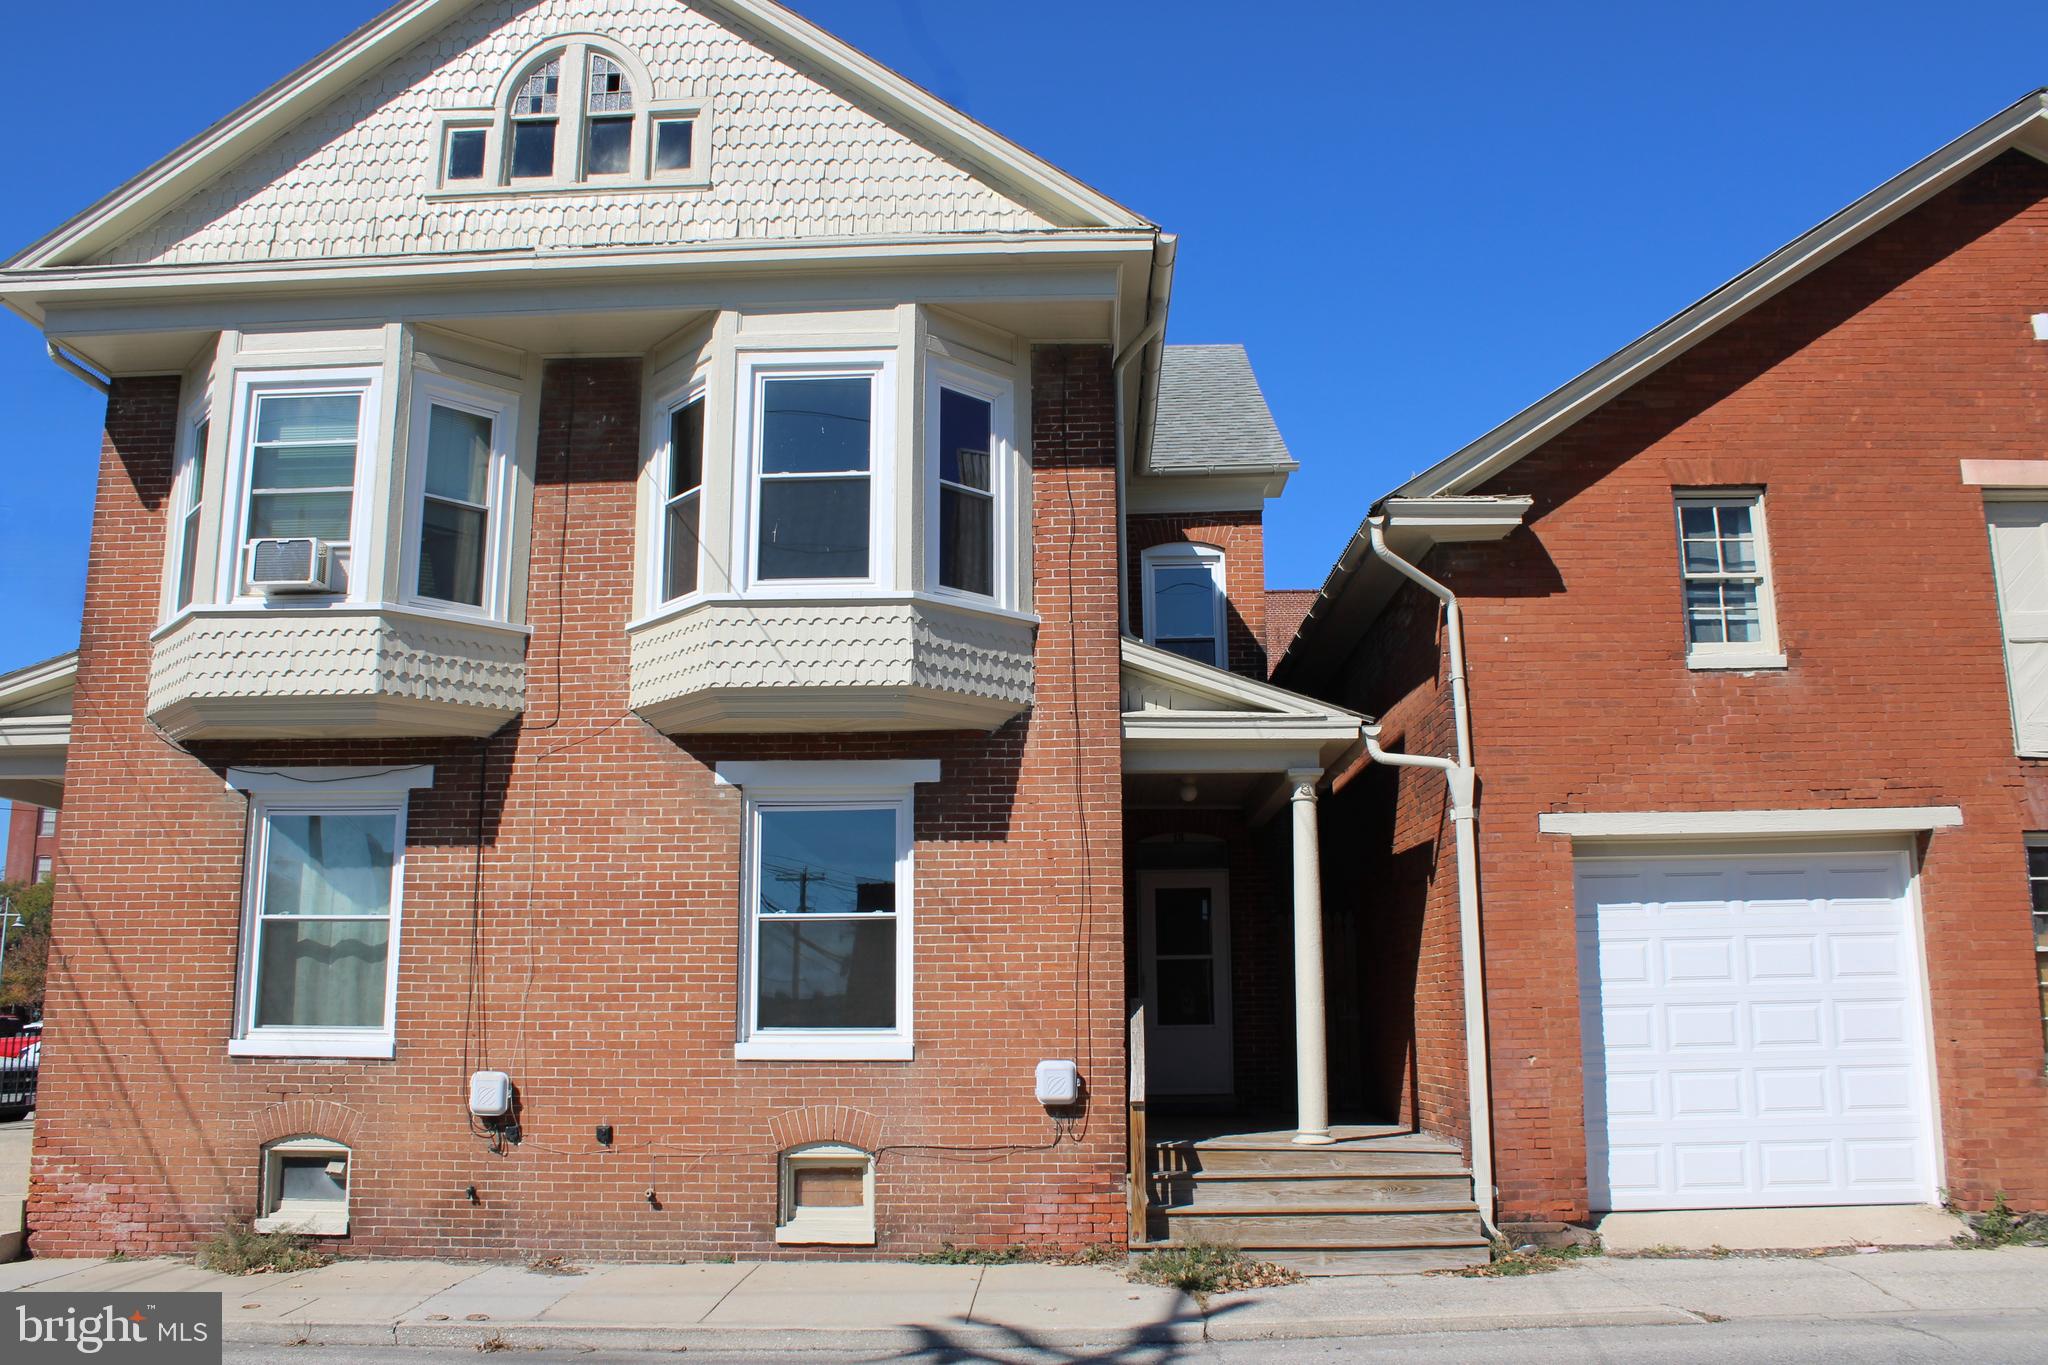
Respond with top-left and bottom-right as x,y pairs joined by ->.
0,650 -> 75,809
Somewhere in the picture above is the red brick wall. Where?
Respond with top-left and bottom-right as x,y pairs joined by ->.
1321,150 -> 2048,1222
1128,512 -> 1268,677
4,802 -> 57,885
1261,589 -> 1318,678
30,345 -> 1129,1259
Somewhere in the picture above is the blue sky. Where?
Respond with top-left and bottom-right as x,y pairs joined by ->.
4,0 -> 2048,686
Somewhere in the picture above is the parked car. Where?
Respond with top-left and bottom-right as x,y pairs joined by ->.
0,1020 -> 39,1120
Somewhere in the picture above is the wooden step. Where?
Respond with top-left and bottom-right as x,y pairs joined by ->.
1153,1207 -> 1485,1246
1154,1146 -> 1469,1177
1155,1172 -> 1474,1208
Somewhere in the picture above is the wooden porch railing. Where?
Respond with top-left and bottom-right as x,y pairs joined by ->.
1127,998 -> 1147,1246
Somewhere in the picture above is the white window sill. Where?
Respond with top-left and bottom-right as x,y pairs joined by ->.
1686,651 -> 1788,672
735,1037 -> 913,1062
255,1208 -> 348,1237
425,174 -> 710,201
775,1214 -> 875,1246
625,589 -> 1039,636
230,1034 -> 395,1060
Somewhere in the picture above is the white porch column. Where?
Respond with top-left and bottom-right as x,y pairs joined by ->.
1288,767 -> 1333,1145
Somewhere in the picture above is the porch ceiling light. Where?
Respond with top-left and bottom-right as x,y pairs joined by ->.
1179,777 -> 1199,803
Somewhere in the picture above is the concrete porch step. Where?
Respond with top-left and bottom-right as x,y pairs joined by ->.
1153,1206 -> 1486,1247
1155,1172 -> 1475,1207
1261,1244 -> 1491,1275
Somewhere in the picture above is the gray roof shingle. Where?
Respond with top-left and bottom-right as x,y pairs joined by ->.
1150,344 -> 1297,474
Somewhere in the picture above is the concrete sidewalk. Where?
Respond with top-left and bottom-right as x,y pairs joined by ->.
1,1246 -> 2044,1351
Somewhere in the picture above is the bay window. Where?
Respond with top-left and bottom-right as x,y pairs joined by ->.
926,361 -> 1014,602
742,353 -> 894,587
721,760 -> 936,1060
170,408 -> 211,611
227,765 -> 430,1058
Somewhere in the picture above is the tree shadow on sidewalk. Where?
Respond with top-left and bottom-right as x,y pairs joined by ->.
897,1296 -> 1250,1362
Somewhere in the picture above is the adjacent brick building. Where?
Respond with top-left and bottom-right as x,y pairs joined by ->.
1283,98 -> 2048,1226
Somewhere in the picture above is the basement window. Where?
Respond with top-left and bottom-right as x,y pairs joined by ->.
256,1137 -> 352,1237
775,1143 -> 875,1245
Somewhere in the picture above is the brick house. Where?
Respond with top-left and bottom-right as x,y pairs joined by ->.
1279,93 -> 2048,1232
0,652 -> 73,886
0,0 -> 1475,1271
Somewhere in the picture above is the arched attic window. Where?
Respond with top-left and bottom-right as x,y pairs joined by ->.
437,40 -> 704,191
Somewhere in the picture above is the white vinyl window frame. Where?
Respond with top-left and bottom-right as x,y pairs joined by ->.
1674,490 -> 1786,670
1141,542 -> 1230,669
775,1142 -> 876,1245
651,377 -> 709,607
218,367 -> 383,607
256,1136 -> 353,1237
165,397 -> 214,619
38,806 -> 56,837
923,357 -> 1017,609
399,372 -> 520,620
226,766 -> 432,1060
733,350 -> 898,596
718,760 -> 937,1061
2026,836 -> 2048,1067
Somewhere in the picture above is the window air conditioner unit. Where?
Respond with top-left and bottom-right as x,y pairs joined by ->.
245,537 -> 334,594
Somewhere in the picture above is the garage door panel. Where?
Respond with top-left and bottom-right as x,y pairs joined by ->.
1576,849 -> 1935,1211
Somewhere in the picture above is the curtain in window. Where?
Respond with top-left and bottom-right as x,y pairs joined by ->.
256,812 -> 395,1030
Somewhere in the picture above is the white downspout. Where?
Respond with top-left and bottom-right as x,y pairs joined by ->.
1361,515 -> 1498,1240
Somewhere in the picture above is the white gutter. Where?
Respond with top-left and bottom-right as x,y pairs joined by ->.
1111,237 -> 1175,634
1360,515 -> 1498,1239
46,340 -> 109,394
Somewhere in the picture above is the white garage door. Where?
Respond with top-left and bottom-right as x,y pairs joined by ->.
1576,848 -> 1937,1211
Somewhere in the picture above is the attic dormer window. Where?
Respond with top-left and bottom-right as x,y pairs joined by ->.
434,41 -> 709,194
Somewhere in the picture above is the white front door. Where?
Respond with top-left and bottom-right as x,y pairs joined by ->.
1140,871 -> 1234,1097
1576,847 -> 1939,1211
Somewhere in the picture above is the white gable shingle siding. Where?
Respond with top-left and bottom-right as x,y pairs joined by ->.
97,0 -> 1056,267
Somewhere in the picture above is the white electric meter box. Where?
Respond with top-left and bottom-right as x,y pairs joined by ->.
468,1069 -> 513,1117
1034,1060 -> 1081,1106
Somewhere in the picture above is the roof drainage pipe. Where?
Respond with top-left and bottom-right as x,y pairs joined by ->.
1359,515 -> 1498,1240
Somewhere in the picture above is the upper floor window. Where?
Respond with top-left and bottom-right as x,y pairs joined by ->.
38,806 -> 56,838
741,353 -> 895,588
438,40 -> 706,193
1142,543 -> 1228,667
170,407 -> 211,611
926,361 -> 1015,602
229,372 -> 381,600
1985,500 -> 2048,756
1674,492 -> 1782,669
2027,841 -> 2048,1062
659,391 -> 706,602
402,376 -> 518,615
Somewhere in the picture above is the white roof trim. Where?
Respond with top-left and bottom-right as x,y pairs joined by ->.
1397,92 -> 2048,499
0,651 -> 77,711
1120,637 -> 1363,724
4,0 -> 1149,274
1538,806 -> 1965,839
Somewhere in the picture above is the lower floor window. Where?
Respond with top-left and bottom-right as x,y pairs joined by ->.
718,760 -> 936,1060
776,1143 -> 875,1245
2030,844 -> 2048,1058
228,766 -> 431,1059
256,1136 -> 352,1236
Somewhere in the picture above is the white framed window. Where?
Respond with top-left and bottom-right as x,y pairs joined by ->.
434,41 -> 708,194
925,359 -> 1015,605
717,760 -> 938,1061
222,368 -> 382,603
656,386 -> 707,604
226,766 -> 432,1059
2027,840 -> 2048,1063
776,1143 -> 876,1245
256,1136 -> 352,1237
168,404 -> 213,614
35,856 -> 53,883
401,374 -> 518,617
1985,500 -> 2048,756
1674,491 -> 1784,668
38,807 -> 55,838
736,351 -> 896,591
1141,543 -> 1229,668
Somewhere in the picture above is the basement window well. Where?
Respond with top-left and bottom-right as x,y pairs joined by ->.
775,1143 -> 875,1245
256,1137 -> 352,1236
